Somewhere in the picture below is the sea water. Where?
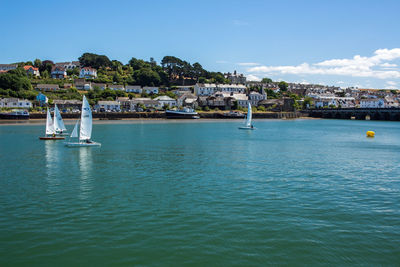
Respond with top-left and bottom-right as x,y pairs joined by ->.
0,119 -> 399,265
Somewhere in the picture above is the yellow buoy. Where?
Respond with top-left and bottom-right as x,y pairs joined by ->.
366,131 -> 375,137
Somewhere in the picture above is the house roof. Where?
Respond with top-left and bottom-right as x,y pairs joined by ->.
36,84 -> 60,89
108,84 -> 124,89
81,67 -> 96,71
23,65 -> 39,71
53,99 -> 82,105
154,95 -> 175,101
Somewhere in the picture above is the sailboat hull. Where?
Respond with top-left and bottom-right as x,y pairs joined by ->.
39,136 -> 65,140
65,141 -> 101,147
238,127 -> 256,130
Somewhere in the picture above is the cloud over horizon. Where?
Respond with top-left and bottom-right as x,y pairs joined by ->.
247,48 -> 400,80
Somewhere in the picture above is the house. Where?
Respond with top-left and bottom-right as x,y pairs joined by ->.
129,98 -> 160,110
384,97 -> 399,108
194,83 -> 246,96
92,83 -> 106,90
143,86 -> 159,94
36,93 -> 48,106
125,85 -> 142,93
79,67 -> 97,78
55,61 -> 80,70
314,97 -> 338,108
248,89 -> 267,106
360,98 -> 385,108
95,101 -> 121,112
23,65 -> 40,77
51,66 -> 67,79
224,70 -> 246,84
0,98 -> 32,108
35,84 -> 60,91
177,93 -> 197,108
258,98 -> 295,112
194,83 -> 217,96
53,99 -> 82,111
231,93 -> 249,108
75,79 -> 92,90
154,95 -> 177,108
108,84 -> 125,91
0,64 -> 18,72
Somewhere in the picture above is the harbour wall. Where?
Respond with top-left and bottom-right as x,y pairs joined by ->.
27,112 -> 301,120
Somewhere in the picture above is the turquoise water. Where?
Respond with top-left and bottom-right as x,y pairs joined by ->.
0,119 -> 399,266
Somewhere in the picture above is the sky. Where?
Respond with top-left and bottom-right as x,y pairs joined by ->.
1,0 -> 400,89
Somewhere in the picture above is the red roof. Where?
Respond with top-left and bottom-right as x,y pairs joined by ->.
23,65 -> 39,71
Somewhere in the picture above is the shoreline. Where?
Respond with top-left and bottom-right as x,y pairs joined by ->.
0,117 -> 316,126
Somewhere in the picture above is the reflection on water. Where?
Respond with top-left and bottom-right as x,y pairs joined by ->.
79,147 -> 93,199
44,141 -> 62,192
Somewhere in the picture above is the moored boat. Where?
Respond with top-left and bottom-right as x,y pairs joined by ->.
165,107 -> 200,119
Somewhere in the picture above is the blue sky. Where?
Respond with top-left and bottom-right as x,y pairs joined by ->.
1,0 -> 400,88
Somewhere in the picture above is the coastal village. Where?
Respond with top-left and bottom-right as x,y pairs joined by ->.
1,55 -> 400,115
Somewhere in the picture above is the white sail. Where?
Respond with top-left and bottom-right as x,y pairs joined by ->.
54,104 -> 67,131
245,102 -> 252,127
79,95 -> 92,141
45,108 -> 55,135
70,120 -> 79,138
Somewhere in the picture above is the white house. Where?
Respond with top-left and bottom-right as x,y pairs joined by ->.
194,83 -> 246,96
231,93 -> 249,108
218,84 -> 246,94
55,61 -> 80,70
249,89 -> 267,106
79,67 -> 97,78
360,98 -> 385,108
126,85 -> 142,93
194,83 -> 218,96
0,98 -> 32,108
154,95 -> 177,108
143,87 -> 159,94
23,65 -> 40,77
95,101 -> 121,112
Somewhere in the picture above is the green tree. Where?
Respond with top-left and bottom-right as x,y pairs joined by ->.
133,68 -> 161,86
34,59 -> 42,68
79,53 -> 112,69
0,68 -> 32,91
261,77 -> 273,83
278,81 -> 288,91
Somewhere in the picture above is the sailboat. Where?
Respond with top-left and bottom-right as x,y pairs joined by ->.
238,102 -> 255,130
65,95 -> 101,147
39,108 -> 65,140
53,104 -> 68,135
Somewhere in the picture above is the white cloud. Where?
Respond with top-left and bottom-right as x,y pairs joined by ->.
237,62 -> 259,66
247,48 -> 400,79
385,81 -> 398,89
246,74 -> 261,81
380,62 -> 397,68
